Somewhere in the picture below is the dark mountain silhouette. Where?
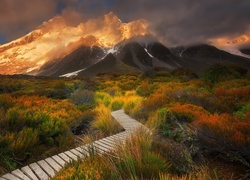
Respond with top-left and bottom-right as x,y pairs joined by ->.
36,41 -> 250,78
37,46 -> 105,77
240,48 -> 250,55
171,44 -> 250,74
116,42 -> 153,71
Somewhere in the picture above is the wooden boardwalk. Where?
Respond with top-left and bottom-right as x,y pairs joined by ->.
1,110 -> 147,180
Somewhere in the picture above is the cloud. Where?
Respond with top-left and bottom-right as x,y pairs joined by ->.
0,0 -> 57,41
1,0 -> 250,46
111,0 -> 250,46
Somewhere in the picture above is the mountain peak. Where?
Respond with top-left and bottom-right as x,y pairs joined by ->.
0,12 -> 150,75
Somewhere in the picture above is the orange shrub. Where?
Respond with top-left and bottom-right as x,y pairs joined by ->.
214,86 -> 250,102
13,96 -> 82,124
194,113 -> 250,157
168,103 -> 209,122
142,93 -> 170,112
141,83 -> 181,112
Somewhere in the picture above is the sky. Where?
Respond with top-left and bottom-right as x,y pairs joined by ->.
0,0 -> 250,46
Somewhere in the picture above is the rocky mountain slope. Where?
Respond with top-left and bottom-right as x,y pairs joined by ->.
0,12 -> 250,77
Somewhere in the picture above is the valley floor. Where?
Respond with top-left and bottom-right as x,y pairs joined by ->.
0,68 -> 249,179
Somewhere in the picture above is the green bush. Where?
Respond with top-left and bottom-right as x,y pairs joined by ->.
111,100 -> 124,111
203,63 -> 241,84
171,68 -> 198,81
0,94 -> 14,112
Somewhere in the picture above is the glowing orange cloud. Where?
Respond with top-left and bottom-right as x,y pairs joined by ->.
0,12 -> 149,75
211,34 -> 249,47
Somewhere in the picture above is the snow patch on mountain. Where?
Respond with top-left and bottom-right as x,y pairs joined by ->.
106,46 -> 119,54
179,48 -> 187,57
144,48 -> 154,58
218,47 -> 250,59
59,69 -> 85,77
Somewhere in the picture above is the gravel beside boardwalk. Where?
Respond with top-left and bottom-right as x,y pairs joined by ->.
0,110 -> 147,180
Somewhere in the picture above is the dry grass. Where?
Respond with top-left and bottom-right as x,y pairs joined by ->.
91,104 -> 123,136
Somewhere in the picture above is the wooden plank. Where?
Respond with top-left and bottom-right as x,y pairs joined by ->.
2,173 -> 21,180
110,134 -> 129,140
94,141 -> 113,151
84,143 -> 104,154
82,144 -> 97,155
108,135 -> 126,141
117,131 -> 131,135
58,153 -> 72,163
122,123 -> 140,127
100,138 -> 116,146
75,146 -> 89,156
11,169 -> 30,180
52,155 -> 66,167
97,139 -> 116,148
29,162 -> 49,180
45,157 -> 62,172
21,166 -> 39,180
104,138 -> 124,146
70,149 -> 85,158
64,151 -> 78,161
92,142 -> 110,152
115,132 -> 130,137
37,160 -> 55,178
112,133 -> 130,139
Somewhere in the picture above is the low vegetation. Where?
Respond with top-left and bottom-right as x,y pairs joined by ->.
0,63 -> 249,179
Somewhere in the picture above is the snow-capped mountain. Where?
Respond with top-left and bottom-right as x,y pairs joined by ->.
0,12 -> 250,77
0,12 -> 148,75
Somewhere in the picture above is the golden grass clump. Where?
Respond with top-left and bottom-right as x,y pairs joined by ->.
91,104 -> 123,136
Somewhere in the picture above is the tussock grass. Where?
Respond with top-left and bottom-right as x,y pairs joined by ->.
109,128 -> 171,179
53,127 -> 171,180
91,104 -> 123,136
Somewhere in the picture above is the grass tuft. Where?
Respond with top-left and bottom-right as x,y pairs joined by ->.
91,104 -> 123,136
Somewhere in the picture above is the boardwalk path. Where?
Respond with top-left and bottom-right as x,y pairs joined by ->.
1,110 -> 148,180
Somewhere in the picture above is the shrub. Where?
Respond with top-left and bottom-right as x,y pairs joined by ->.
48,81 -> 71,99
10,127 -> 39,158
142,92 -> 170,112
136,80 -> 151,97
168,103 -> 209,122
71,110 -> 97,135
194,113 -> 250,167
171,68 -> 198,81
0,95 -> 83,173
70,90 -> 95,110
110,100 -> 124,111
123,94 -> 144,120
228,63 -> 248,76
214,86 -> 250,112
95,92 -> 111,107
106,86 -> 120,96
203,63 -> 241,84
123,93 -> 142,113
0,94 -> 14,112
0,134 -> 17,173
54,155 -> 112,180
157,139 -> 194,174
234,103 -> 250,119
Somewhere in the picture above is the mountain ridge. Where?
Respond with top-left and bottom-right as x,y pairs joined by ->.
0,12 -> 250,77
